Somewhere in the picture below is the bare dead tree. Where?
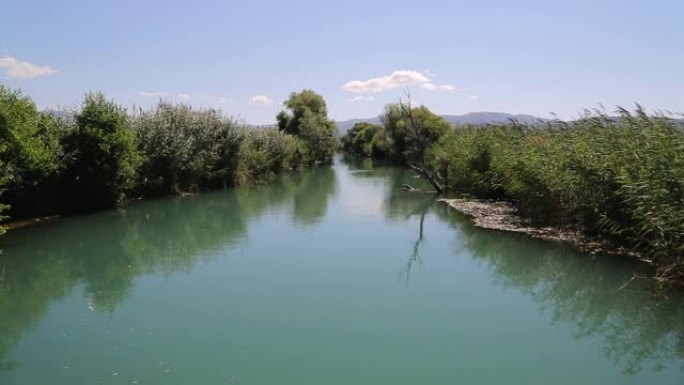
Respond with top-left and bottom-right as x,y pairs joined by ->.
397,91 -> 445,194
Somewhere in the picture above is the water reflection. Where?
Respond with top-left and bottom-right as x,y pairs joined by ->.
346,156 -> 684,375
343,155 -> 434,286
0,165 -> 337,371
290,167 -> 337,226
1,156 -> 683,379
429,204 -> 684,374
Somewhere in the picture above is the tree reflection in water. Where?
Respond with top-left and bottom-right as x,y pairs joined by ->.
0,165 -> 337,372
1,157 -> 683,377
346,155 -> 684,375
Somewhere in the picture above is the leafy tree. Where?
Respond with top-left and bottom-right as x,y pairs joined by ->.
382,101 -> 449,163
381,100 -> 450,192
277,90 -> 338,163
0,85 -> 63,221
61,93 -> 140,212
341,122 -> 392,158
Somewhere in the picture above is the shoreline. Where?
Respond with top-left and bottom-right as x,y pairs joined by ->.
1,216 -> 60,232
438,198 -> 648,262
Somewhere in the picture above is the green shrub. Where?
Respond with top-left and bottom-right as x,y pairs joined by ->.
0,85 -> 64,219
0,87 -> 334,231
345,103 -> 684,282
428,109 -> 684,281
427,126 -> 504,198
381,103 -> 450,164
132,102 -> 242,196
341,122 -> 393,158
277,90 -> 338,164
234,127 -> 300,185
61,93 -> 141,212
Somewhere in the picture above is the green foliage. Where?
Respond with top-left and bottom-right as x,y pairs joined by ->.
381,102 -> 450,164
426,126 -> 503,198
427,108 -> 684,282
61,93 -> 141,212
277,90 -> 338,163
277,90 -> 329,136
375,101 -> 451,192
0,86 -> 330,231
342,103 -> 684,283
133,102 -> 243,196
0,86 -> 61,182
0,85 -> 64,220
234,127 -> 300,185
134,103 -> 305,192
341,122 -> 392,158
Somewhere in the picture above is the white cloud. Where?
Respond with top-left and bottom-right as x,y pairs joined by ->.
217,96 -> 233,104
343,70 -> 430,93
346,95 -> 375,102
421,83 -> 458,91
177,93 -> 190,101
469,95 -> 480,100
0,56 -> 57,79
343,70 -> 459,94
250,95 -> 274,105
139,91 -> 165,98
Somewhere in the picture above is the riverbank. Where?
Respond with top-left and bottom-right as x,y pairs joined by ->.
1,87 -> 338,233
1,216 -> 60,232
439,198 -> 654,266
2,159 -> 683,384
341,104 -> 684,287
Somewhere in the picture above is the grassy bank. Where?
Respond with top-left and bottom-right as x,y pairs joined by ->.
342,103 -> 684,286
0,86 -> 338,229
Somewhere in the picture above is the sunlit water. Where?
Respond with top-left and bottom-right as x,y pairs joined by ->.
1,156 -> 683,385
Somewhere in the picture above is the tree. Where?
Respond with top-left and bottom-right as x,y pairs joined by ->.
0,85 -> 63,221
277,90 -> 338,163
61,93 -> 140,212
381,98 -> 450,192
341,122 -> 392,158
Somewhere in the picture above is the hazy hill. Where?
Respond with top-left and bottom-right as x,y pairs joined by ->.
336,112 -> 549,133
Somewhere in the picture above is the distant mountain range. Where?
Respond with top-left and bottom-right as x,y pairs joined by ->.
335,112 -> 549,133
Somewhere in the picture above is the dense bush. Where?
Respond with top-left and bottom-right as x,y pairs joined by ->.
234,127 -> 301,185
133,103 -> 309,191
0,85 -> 333,231
60,93 -> 141,212
381,103 -> 450,165
342,103 -> 684,284
426,126 -> 504,199
341,101 -> 450,191
132,103 -> 243,196
341,122 -> 392,158
0,85 -> 65,217
426,109 -> 684,282
277,90 -> 338,163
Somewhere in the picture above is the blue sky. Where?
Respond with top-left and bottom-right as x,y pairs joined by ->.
1,0 -> 682,124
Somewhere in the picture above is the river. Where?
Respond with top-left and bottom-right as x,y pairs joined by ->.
0,156 -> 682,384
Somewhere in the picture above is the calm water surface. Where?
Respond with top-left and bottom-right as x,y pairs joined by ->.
1,157 -> 683,384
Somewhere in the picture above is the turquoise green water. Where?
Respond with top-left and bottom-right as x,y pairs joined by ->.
1,157 -> 683,385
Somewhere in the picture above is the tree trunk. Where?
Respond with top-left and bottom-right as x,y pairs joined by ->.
407,162 -> 444,194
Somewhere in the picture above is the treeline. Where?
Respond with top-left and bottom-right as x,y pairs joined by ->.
0,86 -> 338,230
341,101 -> 684,285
